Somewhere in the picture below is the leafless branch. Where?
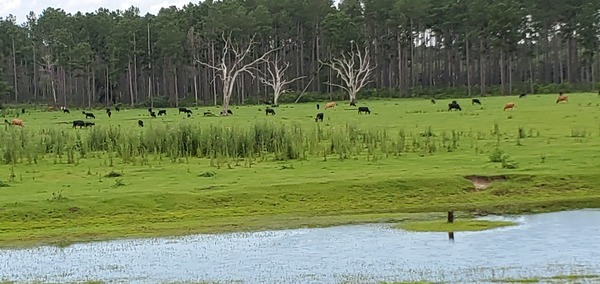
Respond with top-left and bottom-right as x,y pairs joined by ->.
321,43 -> 376,103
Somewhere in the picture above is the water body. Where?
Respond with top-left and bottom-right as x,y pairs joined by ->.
1,210 -> 599,283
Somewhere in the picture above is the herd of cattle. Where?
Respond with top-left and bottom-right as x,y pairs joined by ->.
2,92 -> 577,128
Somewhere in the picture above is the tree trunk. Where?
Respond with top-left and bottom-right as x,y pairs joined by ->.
11,36 -> 18,103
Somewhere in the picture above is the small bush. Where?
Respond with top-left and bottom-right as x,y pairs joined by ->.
489,148 -> 505,163
501,154 -> 519,169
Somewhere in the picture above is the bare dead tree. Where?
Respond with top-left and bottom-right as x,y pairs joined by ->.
256,54 -> 305,105
321,43 -> 376,105
195,32 -> 279,115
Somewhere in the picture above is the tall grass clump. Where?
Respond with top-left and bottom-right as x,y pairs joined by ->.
0,122 -> 475,165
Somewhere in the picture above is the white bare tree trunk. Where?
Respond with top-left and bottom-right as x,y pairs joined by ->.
321,42 -> 376,105
195,32 -> 279,116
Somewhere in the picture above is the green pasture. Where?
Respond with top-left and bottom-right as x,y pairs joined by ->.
1,93 -> 600,247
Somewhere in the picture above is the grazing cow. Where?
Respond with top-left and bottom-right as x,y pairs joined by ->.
82,111 -> 95,119
350,101 -> 357,107
315,112 -> 324,122
472,98 -> 482,105
519,93 -> 527,98
115,106 -> 121,112
325,102 -> 336,109
105,108 -> 111,113
265,108 -> 276,116
138,120 -> 144,127
358,106 -> 371,114
150,111 -> 157,118
84,122 -> 95,127
63,108 -> 70,114
5,119 -> 24,127
448,101 -> 462,111
316,104 -> 320,110
184,109 -> 193,115
72,120 -> 85,128
431,99 -> 436,104
503,102 -> 516,111
264,100 -> 273,105
157,110 -> 167,116
556,93 -> 568,103
178,107 -> 189,114
21,108 -> 25,114
107,110 -> 112,118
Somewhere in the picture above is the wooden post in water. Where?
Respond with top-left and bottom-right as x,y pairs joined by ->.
447,211 -> 454,223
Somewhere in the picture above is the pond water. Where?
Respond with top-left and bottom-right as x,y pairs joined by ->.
1,209 -> 600,284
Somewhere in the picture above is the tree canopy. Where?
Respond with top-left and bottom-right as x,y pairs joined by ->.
0,0 -> 599,107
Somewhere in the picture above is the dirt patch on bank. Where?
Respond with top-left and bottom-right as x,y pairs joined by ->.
464,175 -> 508,190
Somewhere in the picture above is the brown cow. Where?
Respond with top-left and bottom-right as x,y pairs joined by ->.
5,119 -> 24,127
324,102 -> 336,109
556,92 -> 568,103
503,102 -> 515,111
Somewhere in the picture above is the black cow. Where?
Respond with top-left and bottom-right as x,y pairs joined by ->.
315,112 -> 324,122
221,109 -> 233,116
431,99 -> 436,104
358,107 -> 371,114
107,110 -> 112,118
265,108 -> 276,116
148,107 -> 153,114
519,93 -> 527,98
150,111 -> 157,118
178,107 -> 189,114
21,108 -> 25,114
82,111 -> 95,119
158,110 -> 167,116
448,101 -> 462,111
84,122 -> 95,127
72,120 -> 85,128
63,108 -> 70,114
316,104 -> 320,110
472,98 -> 482,105
115,106 -> 121,112
106,108 -> 111,113
138,120 -> 144,127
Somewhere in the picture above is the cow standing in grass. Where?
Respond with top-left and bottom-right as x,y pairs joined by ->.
448,101 -> 462,111
358,107 -> 371,114
265,108 -> 276,116
472,99 -> 482,105
325,102 -> 336,109
556,92 -> 568,103
5,119 -> 24,127
315,113 -> 324,122
503,102 -> 516,111
82,111 -> 95,119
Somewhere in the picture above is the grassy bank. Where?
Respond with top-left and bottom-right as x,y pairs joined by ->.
394,219 -> 517,232
1,93 -> 600,248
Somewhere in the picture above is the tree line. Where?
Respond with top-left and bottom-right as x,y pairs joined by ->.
0,0 -> 599,108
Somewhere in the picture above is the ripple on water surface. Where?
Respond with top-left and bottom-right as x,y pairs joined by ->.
1,209 -> 600,283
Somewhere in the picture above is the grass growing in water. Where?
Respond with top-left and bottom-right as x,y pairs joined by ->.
395,219 -> 517,232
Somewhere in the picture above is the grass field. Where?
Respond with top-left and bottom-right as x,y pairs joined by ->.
1,93 -> 600,248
